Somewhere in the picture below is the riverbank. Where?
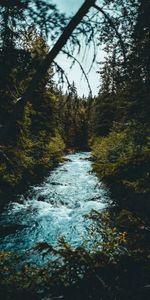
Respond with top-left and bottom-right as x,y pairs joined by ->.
0,152 -> 150,300
0,133 -> 66,212
0,152 -> 107,250
91,123 -> 150,219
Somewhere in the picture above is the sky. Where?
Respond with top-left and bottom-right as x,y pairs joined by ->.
51,0 -> 104,97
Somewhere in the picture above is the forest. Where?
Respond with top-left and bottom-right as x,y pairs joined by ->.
0,1 -> 150,299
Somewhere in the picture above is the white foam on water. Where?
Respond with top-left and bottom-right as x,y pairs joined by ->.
0,152 -> 109,254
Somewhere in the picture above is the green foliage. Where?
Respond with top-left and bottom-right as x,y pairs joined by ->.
47,131 -> 65,161
92,122 -> 150,190
0,24 -> 67,199
0,19 -> 88,205
89,0 -> 150,214
0,209 -> 149,300
56,87 -> 89,151
0,1 -> 150,299
0,210 -> 126,298
85,210 -> 127,257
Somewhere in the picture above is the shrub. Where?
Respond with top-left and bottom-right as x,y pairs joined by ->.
91,122 -> 150,192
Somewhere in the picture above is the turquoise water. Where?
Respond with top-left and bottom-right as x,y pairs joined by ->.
0,153 -> 109,256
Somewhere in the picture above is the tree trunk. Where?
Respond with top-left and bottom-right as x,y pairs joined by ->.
1,0 -> 96,141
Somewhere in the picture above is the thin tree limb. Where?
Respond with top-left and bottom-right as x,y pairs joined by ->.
93,3 -> 127,65
62,50 -> 92,96
18,0 -> 96,105
1,0 -> 96,140
53,60 -> 71,89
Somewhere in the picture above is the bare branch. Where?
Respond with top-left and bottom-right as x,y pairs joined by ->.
0,1 -> 96,141
19,0 -> 96,105
62,50 -> 92,96
53,60 -> 71,89
93,3 -> 127,65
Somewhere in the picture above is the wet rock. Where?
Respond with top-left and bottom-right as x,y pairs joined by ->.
59,200 -> 69,207
0,152 -> 108,255
37,195 -> 45,202
51,182 -> 68,186
88,196 -> 101,201
51,182 -> 59,185
66,149 -> 75,154
51,182 -> 62,185
63,157 -> 72,162
0,224 -> 28,237
60,168 -> 68,172
80,157 -> 94,161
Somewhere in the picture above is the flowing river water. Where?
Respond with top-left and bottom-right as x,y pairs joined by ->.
0,152 -> 109,261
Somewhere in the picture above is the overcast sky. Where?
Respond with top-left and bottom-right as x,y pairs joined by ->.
51,0 -> 104,97
54,0 -> 83,14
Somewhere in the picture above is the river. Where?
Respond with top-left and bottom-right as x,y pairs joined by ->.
0,152 -> 109,259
